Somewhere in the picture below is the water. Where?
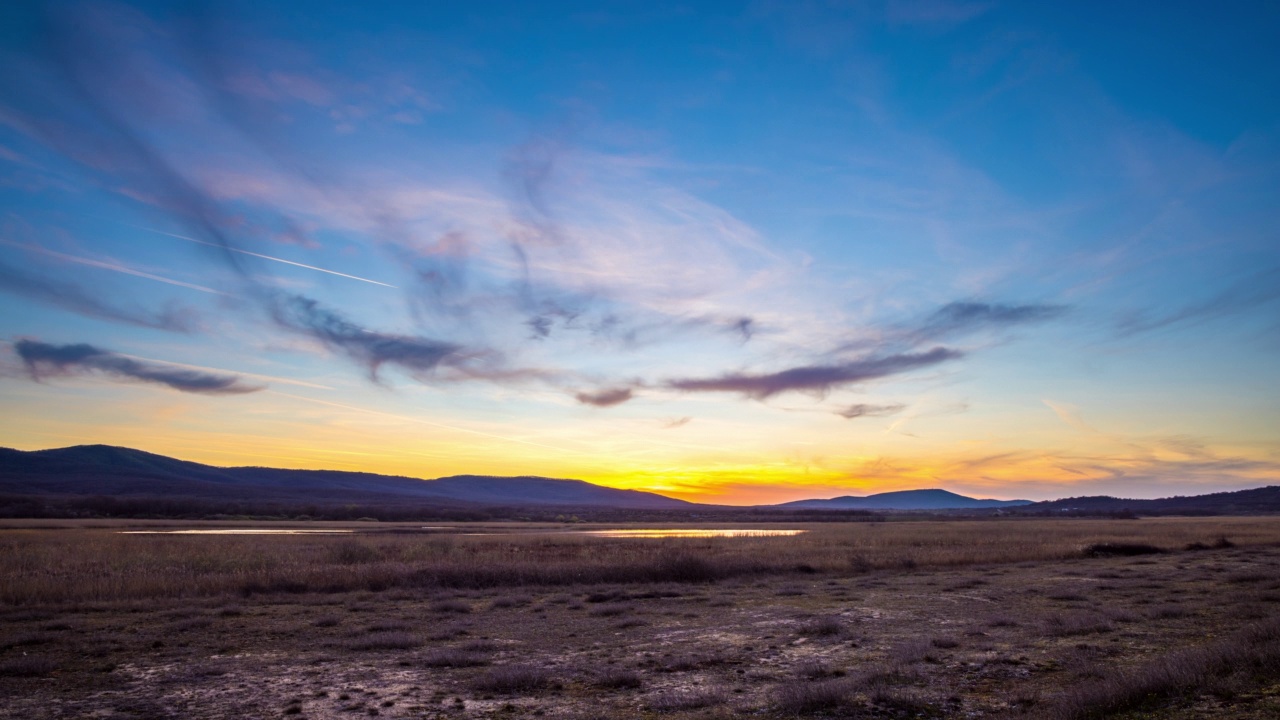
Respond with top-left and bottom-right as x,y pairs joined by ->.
119,529 -> 354,535
577,529 -> 805,538
117,527 -> 806,538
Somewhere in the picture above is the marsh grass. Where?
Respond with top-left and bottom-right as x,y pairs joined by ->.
3,518 -> 1279,604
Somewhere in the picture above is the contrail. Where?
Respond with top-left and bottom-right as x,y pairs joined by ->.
0,239 -> 226,295
137,226 -> 399,288
114,353 -> 334,390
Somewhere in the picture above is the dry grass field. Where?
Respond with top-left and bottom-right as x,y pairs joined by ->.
2,517 -> 1279,719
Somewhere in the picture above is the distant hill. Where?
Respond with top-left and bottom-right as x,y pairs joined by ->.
1018,486 -> 1280,515
777,488 -> 1033,510
0,445 -> 693,510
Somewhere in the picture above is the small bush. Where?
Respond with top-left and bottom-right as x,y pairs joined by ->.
649,688 -> 728,713
313,615 -> 341,628
773,679 -> 851,714
796,660 -> 844,679
1045,613 -> 1114,637
421,649 -> 487,668
471,665 -> 553,694
891,639 -> 937,665
798,615 -> 845,637
1082,543 -> 1164,558
595,667 -> 643,689
1,633 -> 52,649
0,656 -> 57,677
588,603 -> 633,618
430,600 -> 471,614
342,631 -> 421,651
656,651 -> 732,672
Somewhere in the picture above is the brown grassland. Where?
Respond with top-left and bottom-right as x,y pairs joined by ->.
1,516 -> 1279,719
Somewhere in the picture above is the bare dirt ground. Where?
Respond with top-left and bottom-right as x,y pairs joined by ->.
2,532 -> 1279,719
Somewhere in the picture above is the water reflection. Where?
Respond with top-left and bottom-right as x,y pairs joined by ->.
578,529 -> 805,538
119,529 -> 354,535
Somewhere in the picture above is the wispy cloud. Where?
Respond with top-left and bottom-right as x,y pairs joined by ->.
574,386 -> 635,407
266,294 -> 463,382
0,260 -> 198,332
1115,268 -> 1280,336
14,339 -> 262,394
668,347 -> 962,399
916,301 -> 1066,340
1,239 -> 225,295
836,403 -> 906,419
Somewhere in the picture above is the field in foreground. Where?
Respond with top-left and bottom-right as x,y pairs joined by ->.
2,517 -> 1279,719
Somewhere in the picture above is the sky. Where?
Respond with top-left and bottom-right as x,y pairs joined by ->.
0,0 -> 1277,505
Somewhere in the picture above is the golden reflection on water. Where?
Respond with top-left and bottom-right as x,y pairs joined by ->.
579,529 -> 806,538
118,529 -> 354,535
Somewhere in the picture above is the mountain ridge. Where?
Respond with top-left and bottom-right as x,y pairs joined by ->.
3,445 -> 1277,514
0,445 -> 692,509
777,488 -> 1033,510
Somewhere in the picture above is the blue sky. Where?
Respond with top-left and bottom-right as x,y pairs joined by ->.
1,0 -> 1277,503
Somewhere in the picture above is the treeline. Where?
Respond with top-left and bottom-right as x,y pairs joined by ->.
0,493 -> 887,524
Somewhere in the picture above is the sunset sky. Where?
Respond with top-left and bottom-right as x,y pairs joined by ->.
1,1 -> 1277,504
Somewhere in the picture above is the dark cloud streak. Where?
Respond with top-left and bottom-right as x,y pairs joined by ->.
574,386 -> 635,407
668,347 -> 962,399
15,339 -> 261,394
917,301 -> 1066,339
267,294 -> 462,381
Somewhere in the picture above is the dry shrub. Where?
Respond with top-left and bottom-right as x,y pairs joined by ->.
1082,542 -> 1164,558
795,660 -> 844,679
1044,617 -> 1280,720
648,687 -> 728,713
1044,612 -> 1114,637
429,599 -> 471,614
588,603 -> 633,617
891,638 -> 937,665
0,655 -> 57,677
421,648 -> 487,668
798,614 -> 845,637
655,651 -> 733,672
471,664 -> 554,694
594,667 -> 642,689
773,678 -> 852,714
340,630 -> 421,651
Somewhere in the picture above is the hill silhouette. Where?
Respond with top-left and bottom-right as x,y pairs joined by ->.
777,488 -> 1031,510
0,445 -> 692,510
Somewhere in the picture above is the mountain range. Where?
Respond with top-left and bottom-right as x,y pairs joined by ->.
0,445 -> 691,509
1,445 -> 1276,514
777,489 -> 1031,510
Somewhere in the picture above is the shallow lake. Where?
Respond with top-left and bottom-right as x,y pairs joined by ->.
115,527 -> 806,538
575,528 -> 806,538
119,529 -> 355,535
455,528 -> 808,538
